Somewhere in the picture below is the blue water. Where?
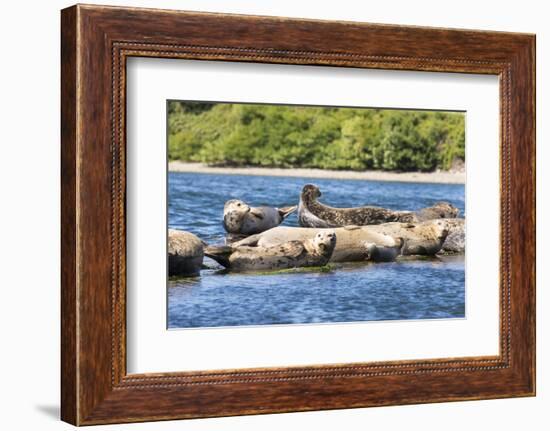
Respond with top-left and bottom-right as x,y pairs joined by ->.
168,172 -> 465,329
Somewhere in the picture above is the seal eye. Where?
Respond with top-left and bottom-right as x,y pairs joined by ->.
237,203 -> 241,207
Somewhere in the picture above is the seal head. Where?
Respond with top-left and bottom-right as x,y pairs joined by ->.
309,230 -> 337,257
223,199 -> 251,233
301,184 -> 322,202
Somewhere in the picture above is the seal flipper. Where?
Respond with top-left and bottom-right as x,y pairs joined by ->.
272,240 -> 305,259
233,234 -> 261,247
204,245 -> 233,268
249,208 -> 265,220
277,205 -> 297,220
343,225 -> 361,231
225,233 -> 247,244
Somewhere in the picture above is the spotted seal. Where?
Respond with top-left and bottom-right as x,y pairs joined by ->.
223,199 -> 297,235
298,184 -> 416,227
233,226 -> 403,262
298,184 -> 459,228
168,229 -> 205,276
415,202 -> 460,221
205,230 -> 336,271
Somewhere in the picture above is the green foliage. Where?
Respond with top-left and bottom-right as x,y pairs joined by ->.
167,101 -> 465,172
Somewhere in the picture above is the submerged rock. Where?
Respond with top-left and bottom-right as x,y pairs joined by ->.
168,229 -> 204,277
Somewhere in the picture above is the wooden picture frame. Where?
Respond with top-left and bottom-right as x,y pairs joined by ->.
61,4 -> 535,425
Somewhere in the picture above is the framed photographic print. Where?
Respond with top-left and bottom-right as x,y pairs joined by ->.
61,4 -> 535,425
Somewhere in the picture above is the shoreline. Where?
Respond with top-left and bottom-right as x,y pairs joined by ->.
168,162 -> 465,185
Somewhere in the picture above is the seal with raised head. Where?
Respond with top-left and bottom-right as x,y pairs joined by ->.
205,230 -> 336,271
168,229 -> 205,276
298,184 -> 416,228
234,225 -> 403,262
223,199 -> 296,235
298,184 -> 459,228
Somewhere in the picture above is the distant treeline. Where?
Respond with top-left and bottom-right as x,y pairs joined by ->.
168,101 -> 465,172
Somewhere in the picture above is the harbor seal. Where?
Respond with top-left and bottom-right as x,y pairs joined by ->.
234,226 -> 403,262
364,220 -> 449,256
204,230 -> 336,271
168,229 -> 205,276
223,199 -> 296,235
236,219 -> 448,259
298,184 -> 459,228
298,184 -> 416,228
415,202 -> 460,221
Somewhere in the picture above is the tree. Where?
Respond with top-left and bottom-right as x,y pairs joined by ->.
167,102 -> 465,172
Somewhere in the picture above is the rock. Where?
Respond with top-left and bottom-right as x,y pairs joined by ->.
438,218 -> 465,254
168,229 -> 204,276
